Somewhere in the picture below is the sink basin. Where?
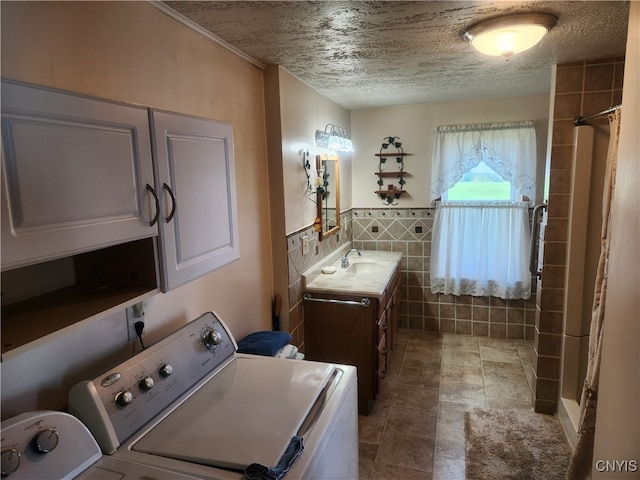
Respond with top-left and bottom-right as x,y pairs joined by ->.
302,249 -> 402,296
346,261 -> 386,274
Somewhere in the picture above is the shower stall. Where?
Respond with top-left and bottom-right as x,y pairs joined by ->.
557,108 -> 618,447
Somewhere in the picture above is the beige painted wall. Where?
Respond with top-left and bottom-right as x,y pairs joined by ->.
351,95 -> 550,207
1,2 -> 273,415
592,2 -> 640,476
277,68 -> 352,235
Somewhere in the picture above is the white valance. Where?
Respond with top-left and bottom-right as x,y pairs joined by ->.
430,121 -> 537,204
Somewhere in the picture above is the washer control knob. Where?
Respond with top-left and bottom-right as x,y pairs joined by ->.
1,449 -> 21,476
115,390 -> 133,407
33,429 -> 59,454
202,329 -> 222,349
139,376 -> 154,391
159,363 -> 173,378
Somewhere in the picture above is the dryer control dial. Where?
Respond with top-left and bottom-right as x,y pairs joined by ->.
158,363 -> 173,377
202,328 -> 222,350
32,429 -> 59,454
139,376 -> 154,392
115,390 -> 133,407
1,449 -> 20,476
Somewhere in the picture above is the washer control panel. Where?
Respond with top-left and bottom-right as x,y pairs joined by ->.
68,311 -> 237,454
1,411 -> 102,479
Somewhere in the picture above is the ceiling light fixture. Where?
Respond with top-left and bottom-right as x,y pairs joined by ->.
463,12 -> 558,61
315,124 -> 354,152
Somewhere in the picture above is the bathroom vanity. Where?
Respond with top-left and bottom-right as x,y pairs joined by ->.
302,249 -> 402,415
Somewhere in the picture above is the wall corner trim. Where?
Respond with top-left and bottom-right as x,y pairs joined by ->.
148,1 -> 265,70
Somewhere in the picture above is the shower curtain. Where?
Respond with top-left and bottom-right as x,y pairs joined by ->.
567,109 -> 621,479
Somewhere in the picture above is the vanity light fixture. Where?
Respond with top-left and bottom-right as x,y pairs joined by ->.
315,123 -> 354,152
463,12 -> 557,61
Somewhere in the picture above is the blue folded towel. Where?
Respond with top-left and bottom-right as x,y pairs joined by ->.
237,331 -> 292,356
244,436 -> 304,480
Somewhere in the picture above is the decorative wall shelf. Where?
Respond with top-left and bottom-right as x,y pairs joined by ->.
375,136 -> 410,205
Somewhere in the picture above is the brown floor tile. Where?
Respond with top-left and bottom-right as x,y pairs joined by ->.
358,414 -> 387,445
436,401 -> 471,430
442,334 -> 479,352
386,405 -> 437,438
441,349 -> 482,368
359,442 -> 378,480
480,344 -> 522,363
440,363 -> 484,385
358,329 -> 540,480
390,383 -> 439,412
368,392 -> 393,417
371,463 -> 433,480
434,423 -> 465,460
439,381 -> 487,406
378,372 -> 399,395
375,431 -> 435,472
432,456 -> 465,480
482,361 -> 531,401
399,366 -> 441,388
403,351 -> 442,370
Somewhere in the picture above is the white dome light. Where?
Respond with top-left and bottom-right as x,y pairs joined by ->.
463,13 -> 558,61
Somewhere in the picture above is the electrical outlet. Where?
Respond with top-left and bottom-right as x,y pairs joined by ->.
125,307 -> 137,341
125,301 -> 146,341
302,235 -> 309,255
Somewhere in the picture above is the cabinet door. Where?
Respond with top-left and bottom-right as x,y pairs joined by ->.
1,82 -> 156,270
303,295 -> 376,415
150,110 -> 239,291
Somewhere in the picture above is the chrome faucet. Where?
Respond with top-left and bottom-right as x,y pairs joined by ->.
341,248 -> 361,268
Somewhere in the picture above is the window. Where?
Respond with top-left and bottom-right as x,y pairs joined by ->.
429,121 -> 536,300
443,161 -> 513,201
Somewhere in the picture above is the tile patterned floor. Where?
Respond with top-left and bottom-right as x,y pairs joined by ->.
358,330 -> 536,479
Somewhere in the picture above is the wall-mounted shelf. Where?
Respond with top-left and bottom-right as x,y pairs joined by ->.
375,137 -> 410,205
375,153 -> 410,158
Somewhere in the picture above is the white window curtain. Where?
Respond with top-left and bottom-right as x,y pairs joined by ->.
430,201 -> 531,300
430,121 -> 537,204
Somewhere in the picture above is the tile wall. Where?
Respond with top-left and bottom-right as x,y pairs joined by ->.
533,57 -> 624,413
351,208 -> 536,341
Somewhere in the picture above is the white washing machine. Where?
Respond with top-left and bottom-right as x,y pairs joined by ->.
68,311 -> 358,479
0,410 -> 203,479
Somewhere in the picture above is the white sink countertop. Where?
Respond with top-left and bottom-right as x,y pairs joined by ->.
302,248 -> 402,297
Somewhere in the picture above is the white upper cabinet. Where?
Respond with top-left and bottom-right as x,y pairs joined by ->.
150,110 -> 240,291
1,81 -> 156,270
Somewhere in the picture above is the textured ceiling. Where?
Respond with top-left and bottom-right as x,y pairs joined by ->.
163,1 -> 629,110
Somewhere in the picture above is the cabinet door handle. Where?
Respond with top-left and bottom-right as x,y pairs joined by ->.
163,183 -> 177,223
146,184 -> 160,227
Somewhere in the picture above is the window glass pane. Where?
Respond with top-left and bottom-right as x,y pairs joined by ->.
446,161 -> 512,201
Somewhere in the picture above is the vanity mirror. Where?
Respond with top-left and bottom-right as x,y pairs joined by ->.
316,154 -> 340,240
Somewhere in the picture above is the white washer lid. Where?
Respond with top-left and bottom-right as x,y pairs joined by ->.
132,355 -> 336,471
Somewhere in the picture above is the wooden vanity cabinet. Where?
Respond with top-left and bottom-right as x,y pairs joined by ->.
303,265 -> 401,415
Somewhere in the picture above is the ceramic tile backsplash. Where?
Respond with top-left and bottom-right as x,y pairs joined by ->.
351,208 -> 536,341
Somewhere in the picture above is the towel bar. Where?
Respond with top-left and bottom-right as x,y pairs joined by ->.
529,203 -> 547,277
302,294 -> 371,307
